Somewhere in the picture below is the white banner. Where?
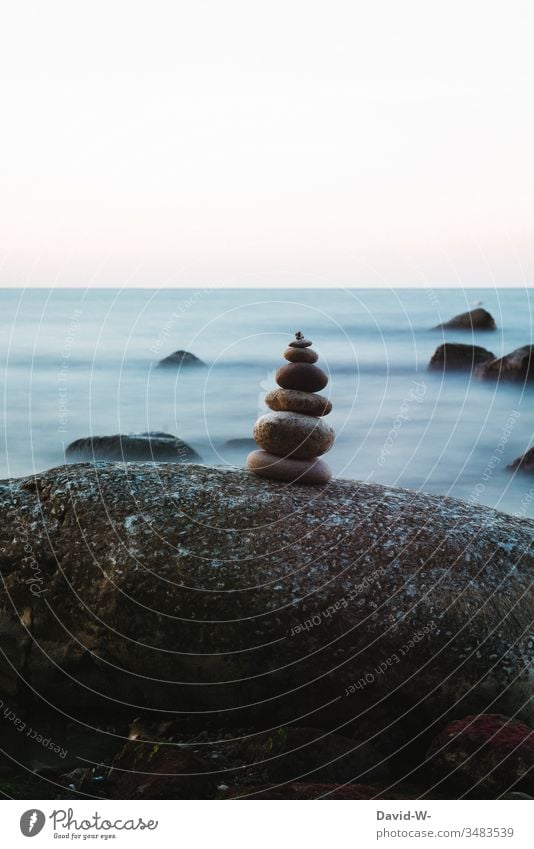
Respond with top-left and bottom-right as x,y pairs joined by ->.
2,799 -> 532,848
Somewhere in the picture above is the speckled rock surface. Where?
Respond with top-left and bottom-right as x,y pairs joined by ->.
253,411 -> 335,459
0,463 -> 532,729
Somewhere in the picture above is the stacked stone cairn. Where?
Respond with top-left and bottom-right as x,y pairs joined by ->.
247,331 -> 335,485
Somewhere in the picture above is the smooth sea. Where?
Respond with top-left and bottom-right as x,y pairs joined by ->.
1,287 -> 533,517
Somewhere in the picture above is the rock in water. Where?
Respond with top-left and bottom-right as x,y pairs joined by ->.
248,332 -> 334,483
507,446 -> 534,473
428,343 -> 495,372
0,463 -> 532,731
66,432 -> 201,463
475,345 -> 534,382
433,308 -> 497,331
157,350 -> 205,368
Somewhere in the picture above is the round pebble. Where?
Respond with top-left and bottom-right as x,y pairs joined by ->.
276,363 -> 328,393
283,346 -> 318,364
247,449 -> 332,485
265,388 -> 332,417
253,411 -> 335,459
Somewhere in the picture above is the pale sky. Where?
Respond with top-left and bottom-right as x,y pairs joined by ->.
1,0 -> 533,287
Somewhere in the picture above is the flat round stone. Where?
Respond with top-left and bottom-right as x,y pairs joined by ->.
247,449 -> 332,485
253,411 -> 335,459
265,388 -> 332,417
283,346 -> 318,364
288,338 -> 313,348
276,363 -> 328,393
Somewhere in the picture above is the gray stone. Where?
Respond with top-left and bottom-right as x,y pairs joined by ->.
66,432 -> 201,463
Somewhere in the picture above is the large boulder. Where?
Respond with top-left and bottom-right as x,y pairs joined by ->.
428,343 -> 495,372
434,308 -> 496,331
66,432 -> 201,463
157,350 -> 205,368
0,464 -> 532,735
475,345 -> 534,382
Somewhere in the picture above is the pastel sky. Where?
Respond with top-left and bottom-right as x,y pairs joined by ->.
1,0 -> 533,287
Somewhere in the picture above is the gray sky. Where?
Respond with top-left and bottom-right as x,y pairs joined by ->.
1,0 -> 533,287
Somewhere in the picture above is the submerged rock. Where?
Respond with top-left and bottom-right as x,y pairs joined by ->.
66,432 -> 201,463
475,345 -> 534,382
428,343 -> 495,372
0,464 -> 532,732
157,350 -> 205,368
508,447 -> 534,473
434,308 -> 496,331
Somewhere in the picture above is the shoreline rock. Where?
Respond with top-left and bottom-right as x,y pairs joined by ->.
0,463 -> 532,733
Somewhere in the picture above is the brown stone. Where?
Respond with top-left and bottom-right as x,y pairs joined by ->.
253,411 -> 335,459
247,450 -> 332,485
265,388 -> 332,417
276,363 -> 328,393
283,346 -> 318,364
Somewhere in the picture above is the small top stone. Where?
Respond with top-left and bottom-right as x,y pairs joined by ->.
288,331 -> 312,349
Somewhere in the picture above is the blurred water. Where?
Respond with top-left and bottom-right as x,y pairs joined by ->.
1,287 -> 533,517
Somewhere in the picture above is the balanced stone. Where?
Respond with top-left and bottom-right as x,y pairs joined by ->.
247,450 -> 332,485
283,346 -> 318,364
288,331 -> 313,348
265,388 -> 332,417
276,362 -> 328,393
253,411 -> 334,460
247,331 -> 335,485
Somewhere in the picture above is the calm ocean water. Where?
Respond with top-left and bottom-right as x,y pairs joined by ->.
1,287 -> 533,517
